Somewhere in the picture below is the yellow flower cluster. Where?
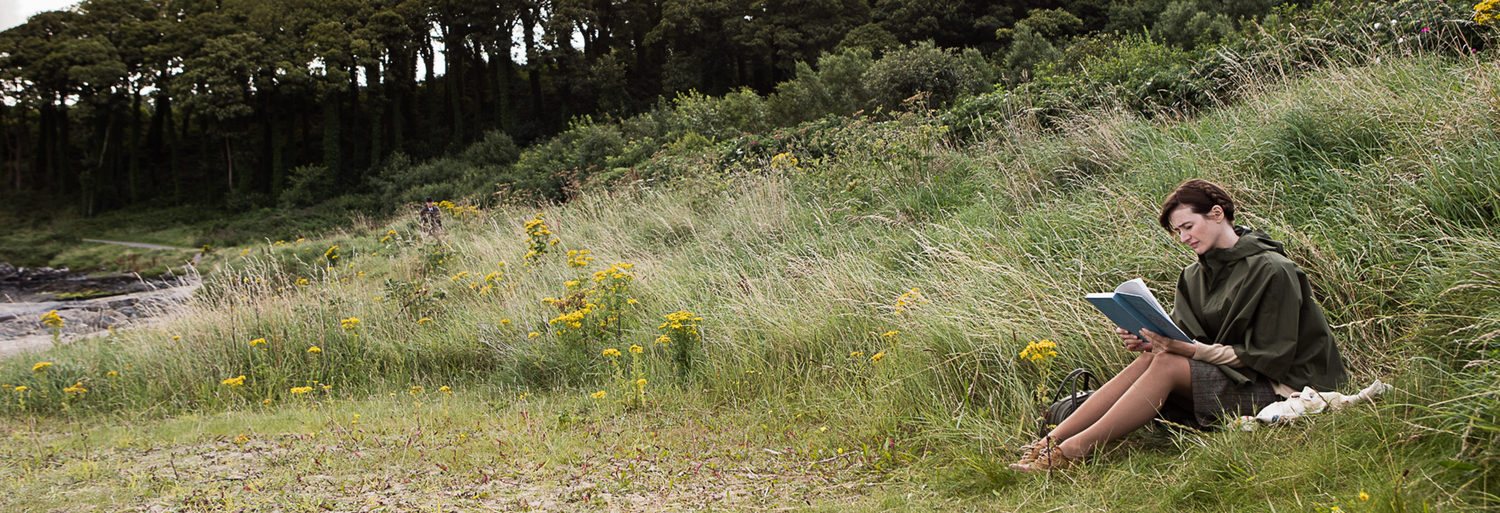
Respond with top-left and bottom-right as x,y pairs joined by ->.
629,344 -> 644,354
290,386 -> 313,394
1020,339 -> 1059,362
221,375 -> 247,387
62,382 -> 87,395
438,200 -> 482,219
567,249 -> 595,268
324,245 -> 340,262
659,310 -> 703,332
769,152 -> 801,170
380,229 -> 397,243
1478,0 -> 1500,24
523,213 -> 555,262
249,338 -> 267,347
32,362 -> 53,373
602,348 -> 621,357
40,310 -> 64,330
340,317 -> 360,330
417,317 -> 433,325
893,287 -> 927,314
306,346 -> 322,354
591,390 -> 607,399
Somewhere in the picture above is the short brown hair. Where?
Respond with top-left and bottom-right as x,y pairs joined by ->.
1158,179 -> 1235,232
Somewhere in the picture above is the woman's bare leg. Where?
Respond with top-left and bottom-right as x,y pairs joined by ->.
1056,352 -> 1192,459
1045,353 -> 1157,442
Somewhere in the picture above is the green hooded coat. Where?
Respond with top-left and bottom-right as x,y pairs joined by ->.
1170,227 -> 1348,391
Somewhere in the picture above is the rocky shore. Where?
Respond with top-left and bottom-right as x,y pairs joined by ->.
0,262 -> 198,358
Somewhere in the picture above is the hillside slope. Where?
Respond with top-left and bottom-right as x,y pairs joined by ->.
2,55 -> 1497,511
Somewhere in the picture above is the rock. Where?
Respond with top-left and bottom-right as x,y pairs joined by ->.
0,262 -> 14,278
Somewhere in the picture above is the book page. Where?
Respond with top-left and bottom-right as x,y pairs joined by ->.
1114,278 -> 1170,319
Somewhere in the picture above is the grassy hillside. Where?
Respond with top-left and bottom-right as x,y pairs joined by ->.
2,54 -> 1497,510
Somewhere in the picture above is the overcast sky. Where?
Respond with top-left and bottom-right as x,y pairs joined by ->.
2,0 -> 79,31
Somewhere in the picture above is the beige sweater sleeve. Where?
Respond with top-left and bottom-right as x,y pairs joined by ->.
1192,342 -> 1297,398
1191,341 -> 1243,366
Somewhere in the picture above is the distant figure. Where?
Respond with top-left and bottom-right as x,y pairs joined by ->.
419,197 -> 443,236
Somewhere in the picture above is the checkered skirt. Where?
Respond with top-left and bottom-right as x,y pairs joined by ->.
1160,359 -> 1281,429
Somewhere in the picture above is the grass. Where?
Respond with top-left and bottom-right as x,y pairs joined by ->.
2,54 -> 1498,510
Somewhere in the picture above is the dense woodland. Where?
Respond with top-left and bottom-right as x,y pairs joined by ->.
0,0 -> 1297,214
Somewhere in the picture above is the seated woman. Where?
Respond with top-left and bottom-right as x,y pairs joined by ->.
1012,179 -> 1348,472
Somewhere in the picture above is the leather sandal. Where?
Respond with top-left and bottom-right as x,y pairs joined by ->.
1008,437 -> 1053,470
1018,444 -> 1078,472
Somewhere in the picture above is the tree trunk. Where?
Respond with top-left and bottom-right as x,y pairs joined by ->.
128,87 -> 143,202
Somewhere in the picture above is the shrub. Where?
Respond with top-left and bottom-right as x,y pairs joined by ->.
278,165 -> 336,209
864,41 -> 988,112
766,49 -> 876,126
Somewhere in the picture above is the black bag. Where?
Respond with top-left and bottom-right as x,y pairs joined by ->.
1038,368 -> 1096,438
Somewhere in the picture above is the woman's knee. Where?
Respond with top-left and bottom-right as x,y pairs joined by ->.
1145,352 -> 1190,373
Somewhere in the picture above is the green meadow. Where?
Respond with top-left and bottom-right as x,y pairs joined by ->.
3,40 -> 1498,513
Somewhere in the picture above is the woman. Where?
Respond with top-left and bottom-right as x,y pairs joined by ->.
1012,179 -> 1348,472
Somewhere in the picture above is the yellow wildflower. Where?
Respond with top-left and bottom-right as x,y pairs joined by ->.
500,318 -> 512,326
850,351 -> 864,357
410,385 -> 424,395
871,352 -> 885,363
172,335 -> 180,340
306,346 -> 322,354
249,338 -> 266,347
40,310 -> 64,329
590,390 -> 607,399
629,344 -> 644,354
63,382 -> 87,394
1359,491 -> 1370,502
417,317 -> 433,325
655,335 -> 671,345
340,317 -> 360,330
32,361 -> 54,373
635,378 -> 647,387
221,375 -> 247,387
290,386 -> 313,394
440,386 -> 451,394
528,332 -> 540,339
12,386 -> 27,393
602,348 -> 621,357
107,371 -> 118,376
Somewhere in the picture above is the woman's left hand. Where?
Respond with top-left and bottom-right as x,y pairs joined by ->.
1139,330 -> 1179,355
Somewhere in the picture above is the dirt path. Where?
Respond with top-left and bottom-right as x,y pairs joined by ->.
78,238 -> 196,251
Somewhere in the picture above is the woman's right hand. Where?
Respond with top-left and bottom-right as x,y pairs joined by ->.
1118,328 -> 1152,352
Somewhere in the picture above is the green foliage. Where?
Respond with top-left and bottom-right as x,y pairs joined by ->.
836,23 -> 901,56
767,49 -> 877,126
278,165 -> 337,209
863,41 -> 989,112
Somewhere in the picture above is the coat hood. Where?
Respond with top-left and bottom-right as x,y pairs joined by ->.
1200,226 -> 1284,269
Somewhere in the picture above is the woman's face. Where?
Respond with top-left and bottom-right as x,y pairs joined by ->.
1167,205 -> 1229,255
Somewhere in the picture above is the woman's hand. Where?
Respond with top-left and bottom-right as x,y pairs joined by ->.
1118,328 -> 1180,354
1118,328 -> 1152,352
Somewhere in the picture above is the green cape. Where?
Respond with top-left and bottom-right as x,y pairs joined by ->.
1170,227 -> 1348,391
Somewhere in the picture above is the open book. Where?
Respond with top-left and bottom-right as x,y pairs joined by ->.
1085,279 -> 1192,342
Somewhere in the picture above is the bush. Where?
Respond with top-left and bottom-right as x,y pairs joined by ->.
864,41 -> 989,112
278,165 -> 336,208
767,49 -> 876,126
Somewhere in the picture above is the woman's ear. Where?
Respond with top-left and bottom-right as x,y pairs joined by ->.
1208,205 -> 1224,222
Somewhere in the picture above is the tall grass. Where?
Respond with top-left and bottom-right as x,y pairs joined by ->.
3,54 -> 1498,507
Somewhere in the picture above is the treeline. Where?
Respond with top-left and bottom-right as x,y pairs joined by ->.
0,0 -> 1301,214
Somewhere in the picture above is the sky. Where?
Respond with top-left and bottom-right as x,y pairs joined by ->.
2,0 -> 79,32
